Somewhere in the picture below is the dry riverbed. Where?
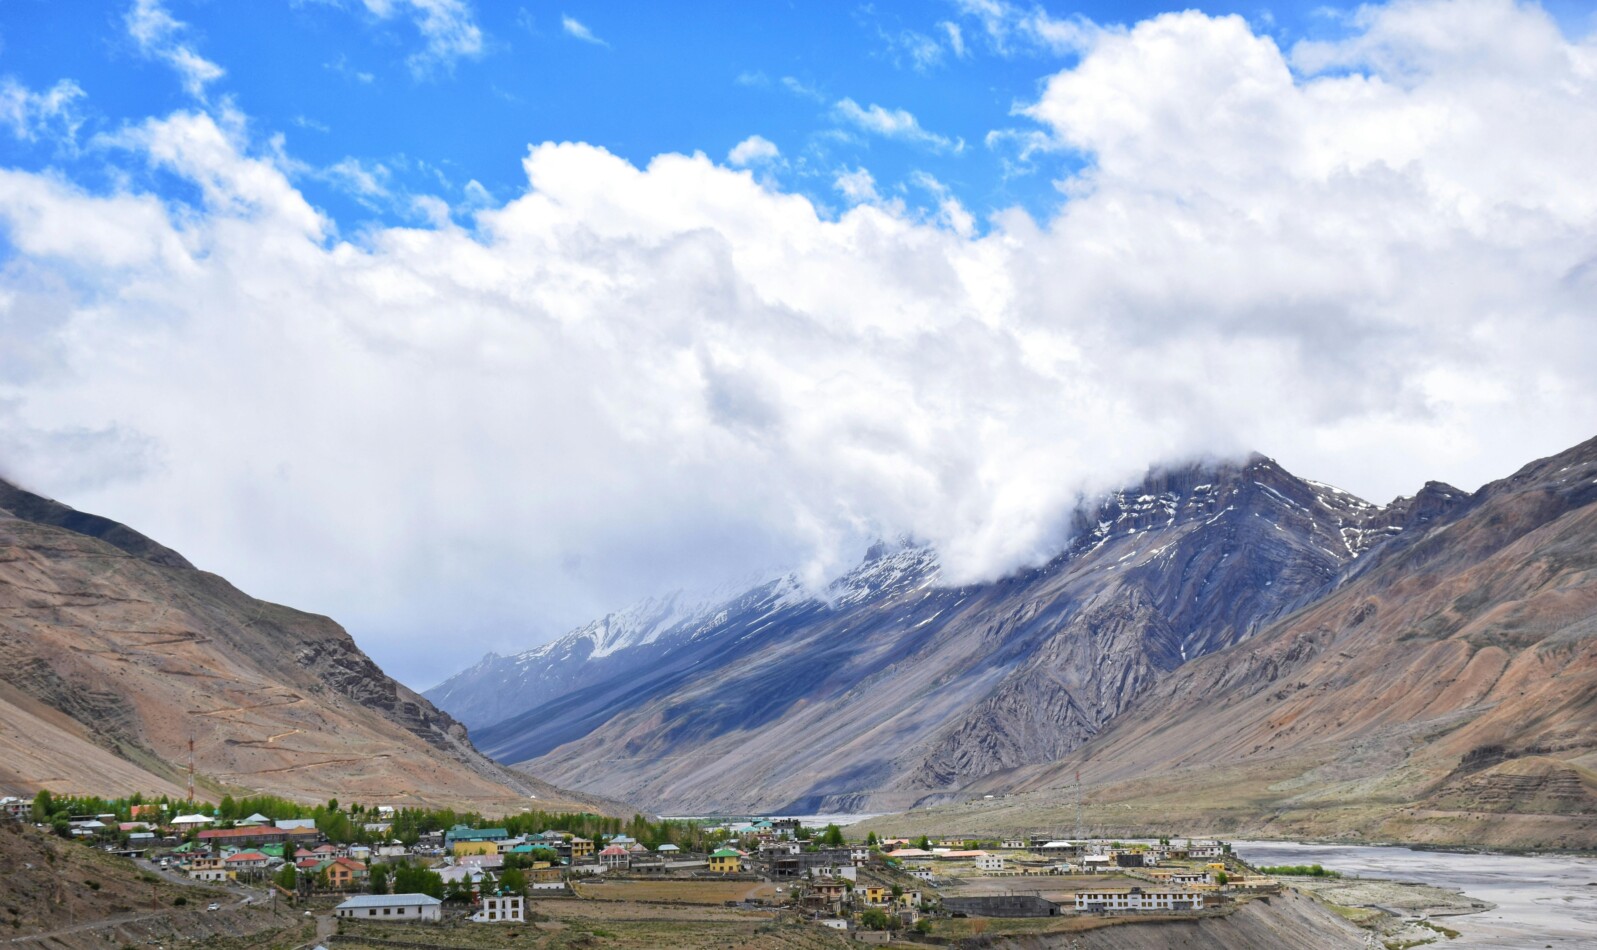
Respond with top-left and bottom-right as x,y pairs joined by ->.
1280,875 -> 1491,949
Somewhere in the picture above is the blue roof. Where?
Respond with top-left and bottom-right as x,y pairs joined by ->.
336,894 -> 443,909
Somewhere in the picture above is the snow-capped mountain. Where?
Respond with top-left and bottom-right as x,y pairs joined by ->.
428,451 -> 1468,815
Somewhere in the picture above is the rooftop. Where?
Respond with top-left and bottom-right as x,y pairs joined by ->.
336,894 -> 443,909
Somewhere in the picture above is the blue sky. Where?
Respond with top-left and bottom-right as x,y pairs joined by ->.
3,0 -> 1597,687
16,0 -> 1593,235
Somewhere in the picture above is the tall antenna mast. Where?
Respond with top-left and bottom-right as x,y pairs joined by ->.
187,734 -> 196,805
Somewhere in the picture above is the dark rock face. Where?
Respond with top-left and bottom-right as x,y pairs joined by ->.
439,451 -> 1440,814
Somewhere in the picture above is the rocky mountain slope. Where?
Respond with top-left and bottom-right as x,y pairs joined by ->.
903,435 -> 1597,848
438,453 -> 1438,814
0,476 -> 616,813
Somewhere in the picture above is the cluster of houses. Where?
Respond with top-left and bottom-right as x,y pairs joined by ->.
871,836 -> 1281,921
6,793 -> 1278,932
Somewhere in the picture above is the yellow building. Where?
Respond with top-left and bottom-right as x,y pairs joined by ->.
709,848 -> 742,873
570,837 -> 594,859
862,885 -> 889,904
452,840 -> 500,857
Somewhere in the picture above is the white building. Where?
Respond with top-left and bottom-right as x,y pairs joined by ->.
470,896 -> 524,923
188,868 -> 232,882
819,918 -> 848,930
336,894 -> 444,922
1074,888 -> 1203,913
975,854 -> 1005,871
170,814 -> 212,828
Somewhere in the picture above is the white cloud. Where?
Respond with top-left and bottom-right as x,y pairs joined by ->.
561,14 -> 608,46
124,0 -> 226,98
727,135 -> 780,168
780,76 -> 826,101
911,171 -> 976,238
834,98 -> 963,153
940,21 -> 968,58
954,0 -> 1102,56
323,157 -> 392,201
833,166 -> 880,204
0,78 -> 87,146
3,1 -> 1597,686
324,55 -> 377,85
883,29 -> 947,71
983,127 -> 1055,177
358,0 -> 484,76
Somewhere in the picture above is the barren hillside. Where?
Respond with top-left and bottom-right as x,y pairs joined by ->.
0,476 -> 619,813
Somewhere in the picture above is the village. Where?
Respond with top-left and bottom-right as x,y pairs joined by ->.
3,792 -> 1297,947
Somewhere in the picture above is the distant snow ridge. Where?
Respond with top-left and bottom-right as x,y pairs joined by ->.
827,540 -> 940,608
430,456 -> 1436,736
520,592 -> 713,663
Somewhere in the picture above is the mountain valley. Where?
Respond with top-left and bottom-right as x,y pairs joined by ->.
425,438 -> 1596,842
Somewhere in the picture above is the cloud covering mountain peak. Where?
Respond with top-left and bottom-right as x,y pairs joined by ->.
2,0 -> 1595,685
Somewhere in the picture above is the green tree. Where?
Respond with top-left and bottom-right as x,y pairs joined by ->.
1215,871 -> 1230,886
31,790 -> 54,823
327,798 -> 339,813
368,863 -> 390,895
393,864 -> 445,900
821,824 -> 845,847
865,831 -> 878,847
274,863 -> 297,891
860,909 -> 893,930
913,836 -> 932,851
500,866 -> 526,896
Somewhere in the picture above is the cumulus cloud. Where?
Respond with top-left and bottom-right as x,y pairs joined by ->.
3,0 -> 1597,686
727,135 -> 780,167
561,14 -> 608,46
834,98 -> 962,152
124,0 -> 225,98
